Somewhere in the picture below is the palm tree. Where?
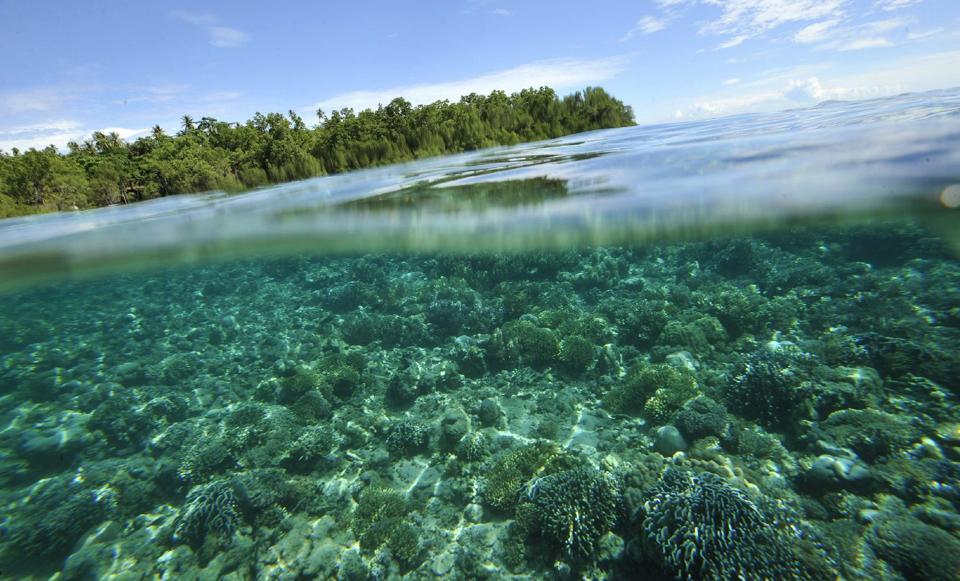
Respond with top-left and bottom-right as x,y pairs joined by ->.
180,115 -> 196,135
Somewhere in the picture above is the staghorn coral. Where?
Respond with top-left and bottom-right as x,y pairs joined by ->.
640,468 -> 826,580
385,420 -> 429,457
173,479 -> 243,547
723,347 -> 813,432
520,466 -> 623,563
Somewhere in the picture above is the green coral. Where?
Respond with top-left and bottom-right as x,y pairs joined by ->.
481,441 -> 576,514
558,314 -> 614,344
385,522 -> 424,570
674,396 -> 729,440
867,516 -> 960,581
385,420 -> 429,457
177,436 -> 235,483
316,352 -> 365,399
558,334 -> 595,374
351,487 -> 424,570
503,319 -> 560,367
657,316 -> 727,353
277,366 -> 322,403
644,380 -> 701,425
604,363 -> 698,418
3,475 -> 116,559
455,432 -> 489,463
281,425 -> 341,470
819,409 -> 921,462
723,348 -> 813,431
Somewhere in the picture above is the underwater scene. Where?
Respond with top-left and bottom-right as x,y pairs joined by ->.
1,90 -> 960,580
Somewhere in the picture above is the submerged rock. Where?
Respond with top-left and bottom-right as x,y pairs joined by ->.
653,425 -> 687,456
803,454 -> 873,494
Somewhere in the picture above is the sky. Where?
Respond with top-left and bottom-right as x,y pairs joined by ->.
1,0 -> 959,152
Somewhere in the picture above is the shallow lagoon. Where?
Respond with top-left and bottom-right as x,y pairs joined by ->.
1,91 -> 959,579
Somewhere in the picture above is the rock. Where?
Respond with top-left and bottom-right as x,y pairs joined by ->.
464,503 -> 484,523
665,351 -> 698,372
478,399 -> 502,427
653,425 -> 687,456
596,532 -> 625,562
803,454 -> 873,494
675,395 -> 728,440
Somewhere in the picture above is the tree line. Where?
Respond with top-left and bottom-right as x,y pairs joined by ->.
0,86 -> 634,218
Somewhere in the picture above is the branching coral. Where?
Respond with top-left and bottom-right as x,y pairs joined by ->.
520,466 -> 622,562
173,480 -> 243,547
640,468 -> 825,580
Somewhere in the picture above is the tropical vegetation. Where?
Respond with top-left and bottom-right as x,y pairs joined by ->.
0,86 -> 634,217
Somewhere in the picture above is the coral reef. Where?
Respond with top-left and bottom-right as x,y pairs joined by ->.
0,219 -> 956,578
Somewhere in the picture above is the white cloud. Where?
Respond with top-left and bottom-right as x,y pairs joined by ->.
491,8 -> 510,16
209,26 -> 249,48
0,88 -> 71,114
311,57 -> 627,113
702,0 -> 846,45
862,18 -> 908,34
173,11 -> 216,26
717,34 -> 749,48
0,121 -> 149,153
836,36 -> 894,50
174,12 -> 249,48
875,0 -> 922,10
783,77 -> 826,100
0,120 -> 81,136
621,16 -> 668,41
794,18 -> 842,43
672,49 -> 960,120
0,121 -> 85,152
723,77 -> 741,85
907,28 -> 943,41
199,90 -> 243,102
117,84 -> 189,105
96,127 -> 151,140
805,17 -> 907,51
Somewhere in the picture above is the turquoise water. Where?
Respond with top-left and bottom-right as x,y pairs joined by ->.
1,90 -> 959,579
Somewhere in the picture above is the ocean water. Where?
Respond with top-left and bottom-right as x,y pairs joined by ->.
0,90 -> 959,579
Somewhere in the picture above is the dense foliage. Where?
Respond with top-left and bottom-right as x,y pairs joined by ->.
0,86 -> 634,217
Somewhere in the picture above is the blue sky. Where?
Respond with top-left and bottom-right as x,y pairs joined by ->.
1,0 -> 958,151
